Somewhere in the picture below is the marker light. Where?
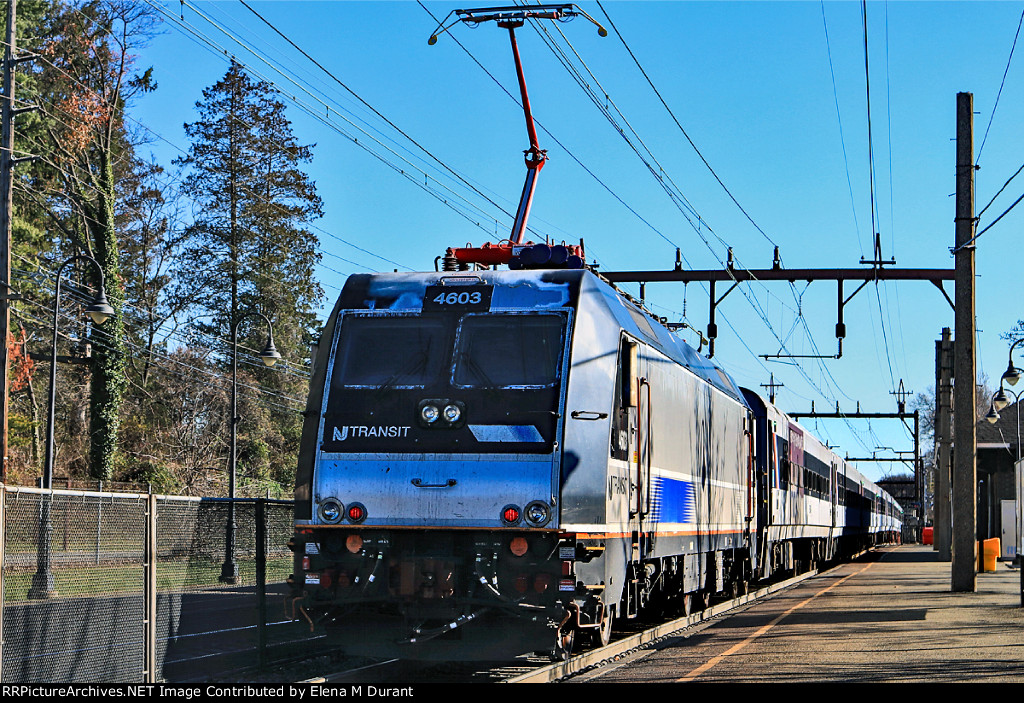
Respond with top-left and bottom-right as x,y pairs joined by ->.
347,503 -> 367,524
420,404 -> 440,423
509,537 -> 529,557
501,505 -> 522,525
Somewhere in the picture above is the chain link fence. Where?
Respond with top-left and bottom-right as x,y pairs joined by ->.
0,486 -> 313,683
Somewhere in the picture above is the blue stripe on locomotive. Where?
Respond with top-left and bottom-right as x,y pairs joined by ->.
650,475 -> 696,524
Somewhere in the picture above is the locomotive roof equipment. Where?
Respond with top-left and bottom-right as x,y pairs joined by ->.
429,5 -> 606,270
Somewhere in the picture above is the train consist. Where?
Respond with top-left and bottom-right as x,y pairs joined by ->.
289,265 -> 903,660
289,4 -> 900,661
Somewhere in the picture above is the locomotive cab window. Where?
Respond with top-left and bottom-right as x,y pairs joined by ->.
333,315 -> 448,388
452,313 -> 566,388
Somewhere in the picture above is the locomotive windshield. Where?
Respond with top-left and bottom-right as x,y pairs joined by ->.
323,309 -> 569,454
334,315 -> 448,388
453,313 -> 564,388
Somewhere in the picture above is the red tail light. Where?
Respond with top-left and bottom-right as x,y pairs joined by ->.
533,573 -> 552,593
514,574 -> 529,593
347,503 -> 366,523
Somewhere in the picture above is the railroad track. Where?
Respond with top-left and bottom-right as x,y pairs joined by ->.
296,565 -> 826,684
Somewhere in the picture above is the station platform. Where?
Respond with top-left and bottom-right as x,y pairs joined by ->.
576,545 -> 1024,684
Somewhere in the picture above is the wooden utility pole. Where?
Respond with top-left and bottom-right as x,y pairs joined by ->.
0,0 -> 17,482
951,92 -> 977,592
935,327 -> 953,560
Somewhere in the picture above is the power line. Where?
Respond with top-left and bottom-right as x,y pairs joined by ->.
595,0 -> 777,249
977,9 -> 1024,163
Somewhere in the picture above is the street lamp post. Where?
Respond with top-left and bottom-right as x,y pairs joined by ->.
28,255 -> 114,599
990,345 -> 1022,460
1000,338 -> 1022,389
988,339 -> 1022,607
220,311 -> 281,584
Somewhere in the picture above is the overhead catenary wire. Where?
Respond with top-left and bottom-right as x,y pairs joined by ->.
48,4 -> 880,456
142,0 -> 520,245
5,38 -> 407,284
977,8 -> 1024,163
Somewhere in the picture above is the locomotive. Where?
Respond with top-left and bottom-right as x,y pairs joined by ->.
288,3 -> 901,661
288,263 -> 903,660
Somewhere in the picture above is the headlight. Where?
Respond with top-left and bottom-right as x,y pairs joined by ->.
318,498 -> 343,524
418,399 -> 465,428
525,501 -> 551,527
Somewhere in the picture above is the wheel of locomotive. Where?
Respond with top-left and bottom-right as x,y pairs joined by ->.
681,593 -> 693,616
591,606 -> 614,647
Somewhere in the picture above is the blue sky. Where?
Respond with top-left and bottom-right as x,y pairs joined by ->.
132,1 -> 1024,482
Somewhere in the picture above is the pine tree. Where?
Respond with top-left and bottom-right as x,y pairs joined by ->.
175,61 -> 323,487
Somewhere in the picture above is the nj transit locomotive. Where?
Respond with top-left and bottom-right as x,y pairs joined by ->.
289,266 -> 903,660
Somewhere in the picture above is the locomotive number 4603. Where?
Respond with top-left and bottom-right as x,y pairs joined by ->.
423,285 -> 492,312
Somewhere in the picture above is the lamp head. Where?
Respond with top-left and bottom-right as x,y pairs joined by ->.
259,336 -> 282,367
985,405 -> 1000,424
992,387 -> 1009,411
85,290 -> 114,324
1003,360 -> 1020,387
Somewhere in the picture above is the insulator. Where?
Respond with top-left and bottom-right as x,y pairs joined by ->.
441,248 -> 460,271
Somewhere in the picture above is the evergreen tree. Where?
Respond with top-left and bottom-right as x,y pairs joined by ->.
175,62 -> 323,486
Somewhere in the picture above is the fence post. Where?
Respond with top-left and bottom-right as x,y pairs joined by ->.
145,492 -> 157,683
95,481 -> 102,565
256,498 -> 267,669
1,484 -> 5,674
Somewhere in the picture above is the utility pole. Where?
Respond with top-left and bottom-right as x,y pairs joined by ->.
951,92 -> 977,592
0,0 -> 35,482
761,373 -> 783,404
0,0 -> 17,482
935,327 -> 953,560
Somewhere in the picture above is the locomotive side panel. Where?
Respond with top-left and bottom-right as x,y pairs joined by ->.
561,276 -> 754,615
643,351 -> 749,557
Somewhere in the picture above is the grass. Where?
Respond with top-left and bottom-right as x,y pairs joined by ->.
2,556 -> 293,602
